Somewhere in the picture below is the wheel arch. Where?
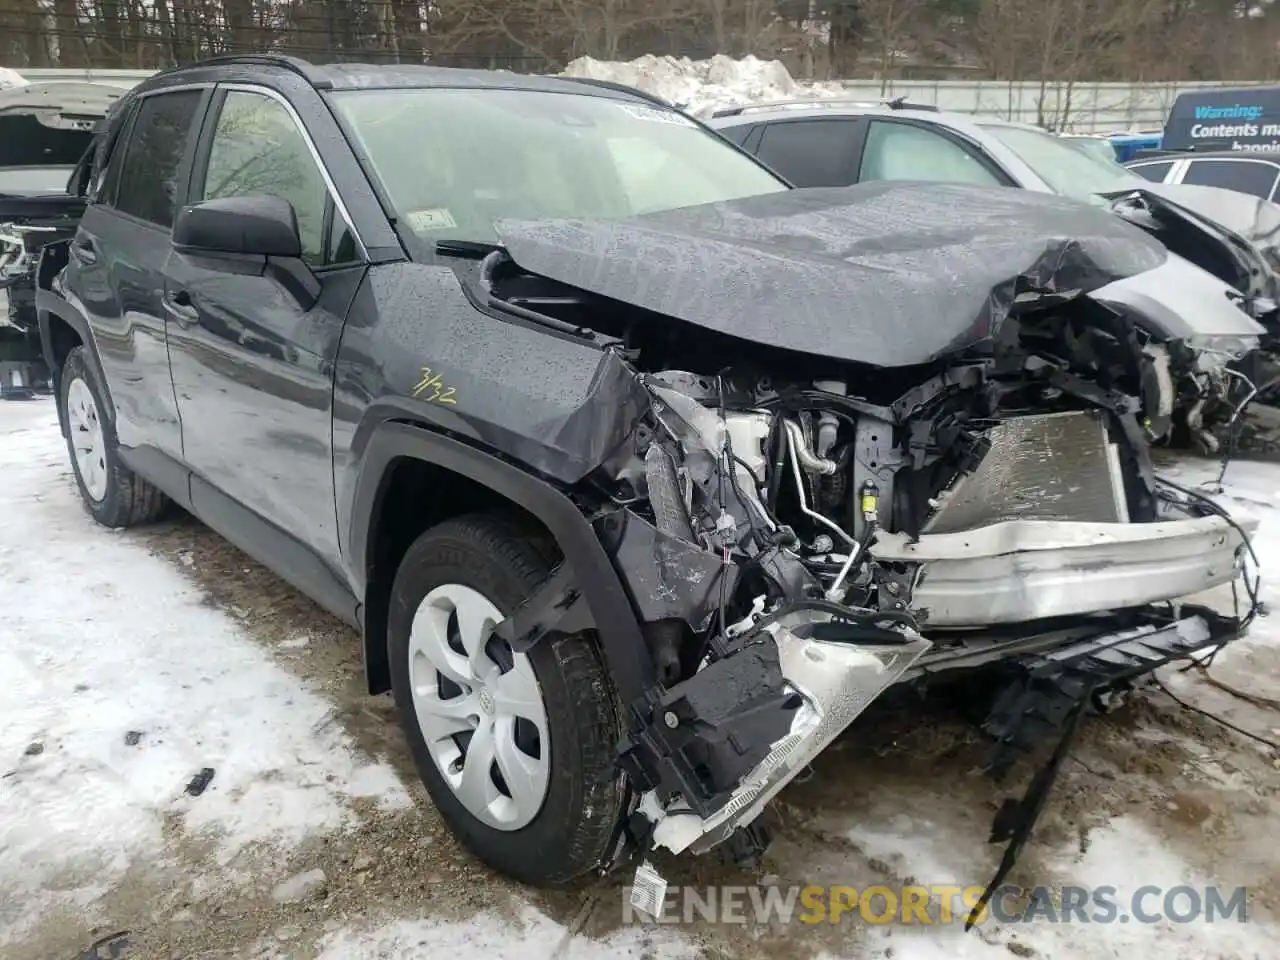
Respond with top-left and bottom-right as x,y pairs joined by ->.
36,247 -> 113,438
349,420 -> 655,703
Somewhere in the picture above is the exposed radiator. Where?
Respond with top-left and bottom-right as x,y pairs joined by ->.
923,410 -> 1130,534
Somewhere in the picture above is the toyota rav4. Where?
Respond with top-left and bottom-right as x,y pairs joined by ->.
35,55 -> 1262,918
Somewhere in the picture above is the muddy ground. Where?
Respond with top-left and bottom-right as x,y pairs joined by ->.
4,415 -> 1279,960
21,499 -> 1267,960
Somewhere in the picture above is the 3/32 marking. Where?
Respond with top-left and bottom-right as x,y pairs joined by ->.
412,366 -> 457,404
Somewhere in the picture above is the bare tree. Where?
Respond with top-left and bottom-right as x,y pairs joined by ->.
859,0 -> 928,93
0,0 -> 1274,89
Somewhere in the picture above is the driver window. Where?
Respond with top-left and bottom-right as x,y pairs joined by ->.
199,90 -> 330,265
860,120 -> 1002,187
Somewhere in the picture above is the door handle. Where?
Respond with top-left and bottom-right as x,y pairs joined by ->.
163,287 -> 198,327
70,237 -> 98,265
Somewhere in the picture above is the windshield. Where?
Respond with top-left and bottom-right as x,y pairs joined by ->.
1064,137 -> 1120,164
979,123 -> 1142,200
0,165 -> 73,194
330,88 -> 787,247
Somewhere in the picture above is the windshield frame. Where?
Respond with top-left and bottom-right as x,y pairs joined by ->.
976,121 -> 1143,200
326,85 -> 790,261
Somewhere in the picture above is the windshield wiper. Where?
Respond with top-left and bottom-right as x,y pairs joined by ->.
434,239 -> 506,259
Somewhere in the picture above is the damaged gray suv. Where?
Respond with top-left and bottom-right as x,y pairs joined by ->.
35,55 -> 1262,919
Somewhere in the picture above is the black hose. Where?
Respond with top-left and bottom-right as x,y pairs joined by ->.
748,597 -> 920,639
765,412 -> 786,514
1155,473 -> 1262,629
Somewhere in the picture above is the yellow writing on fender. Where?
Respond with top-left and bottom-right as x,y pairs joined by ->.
796,884 -> 991,925
411,366 -> 457,404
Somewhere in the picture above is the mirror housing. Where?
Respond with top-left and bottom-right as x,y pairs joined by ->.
173,195 -> 302,259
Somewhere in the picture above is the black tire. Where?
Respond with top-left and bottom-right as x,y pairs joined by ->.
388,512 -> 624,886
60,345 -> 169,528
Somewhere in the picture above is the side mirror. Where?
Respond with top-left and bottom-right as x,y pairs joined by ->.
173,195 -> 302,259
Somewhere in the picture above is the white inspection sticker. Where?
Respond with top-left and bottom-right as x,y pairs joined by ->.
629,859 -> 669,918
618,102 -> 696,127
405,207 -> 458,231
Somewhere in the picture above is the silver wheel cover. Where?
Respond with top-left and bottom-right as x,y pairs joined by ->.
67,376 -> 108,502
408,583 -> 551,830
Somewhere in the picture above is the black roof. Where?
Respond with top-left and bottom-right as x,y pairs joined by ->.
135,53 -> 657,103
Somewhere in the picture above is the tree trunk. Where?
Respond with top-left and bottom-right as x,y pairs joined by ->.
52,0 -> 83,67
224,0 -> 256,53
99,0 -> 124,66
392,0 -> 424,63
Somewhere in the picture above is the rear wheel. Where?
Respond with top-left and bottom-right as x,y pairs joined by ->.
60,346 -> 169,527
388,513 -> 624,885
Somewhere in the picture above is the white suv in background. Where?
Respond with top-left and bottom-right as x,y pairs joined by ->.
704,99 -> 1145,199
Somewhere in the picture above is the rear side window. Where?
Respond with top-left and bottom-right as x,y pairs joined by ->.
1181,158 -> 1280,200
112,90 -> 203,227
716,123 -> 757,147
1128,160 -> 1174,182
860,120 -> 1003,187
755,119 -> 860,187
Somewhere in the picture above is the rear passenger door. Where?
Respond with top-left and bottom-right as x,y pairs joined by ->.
856,119 -> 1009,187
751,118 -> 866,186
67,86 -> 210,466
162,84 -> 365,576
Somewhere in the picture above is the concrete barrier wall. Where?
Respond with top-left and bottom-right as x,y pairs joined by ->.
837,78 -> 1275,133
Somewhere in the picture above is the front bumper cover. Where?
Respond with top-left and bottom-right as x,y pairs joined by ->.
632,610 -> 931,856
623,598 -> 1250,929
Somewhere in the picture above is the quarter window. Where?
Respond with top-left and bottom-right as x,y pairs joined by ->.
1128,160 -> 1174,183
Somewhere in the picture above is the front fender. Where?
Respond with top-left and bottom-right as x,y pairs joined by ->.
347,419 -> 656,704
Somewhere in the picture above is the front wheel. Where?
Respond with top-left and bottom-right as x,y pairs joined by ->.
387,513 -> 625,885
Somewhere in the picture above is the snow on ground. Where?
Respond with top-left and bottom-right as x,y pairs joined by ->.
562,53 -> 848,117
0,399 -> 410,945
3,396 -> 1280,959
310,904 -> 702,960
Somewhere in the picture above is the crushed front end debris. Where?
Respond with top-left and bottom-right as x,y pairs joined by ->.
485,183 -> 1264,917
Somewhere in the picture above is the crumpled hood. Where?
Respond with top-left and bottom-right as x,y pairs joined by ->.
1102,182 -> 1280,301
1132,182 -> 1280,250
495,182 -> 1178,368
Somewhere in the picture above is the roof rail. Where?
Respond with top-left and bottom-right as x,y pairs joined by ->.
162,52 -> 333,89
554,76 -> 676,110
882,95 -> 940,112
710,95 -> 940,118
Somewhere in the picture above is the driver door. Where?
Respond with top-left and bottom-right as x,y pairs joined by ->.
163,85 -> 365,575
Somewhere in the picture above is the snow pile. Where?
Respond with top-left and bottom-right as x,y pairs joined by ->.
0,67 -> 27,91
561,53 -> 847,118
